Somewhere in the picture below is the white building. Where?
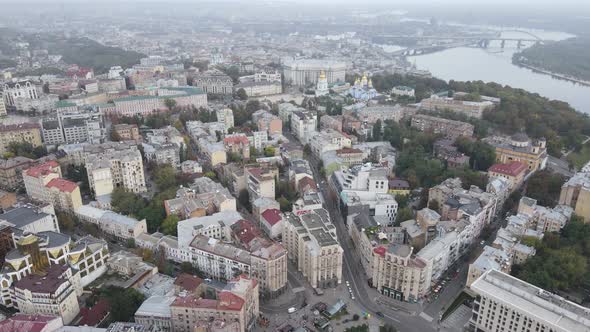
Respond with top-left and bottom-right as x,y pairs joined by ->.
290,110 -> 317,144
75,205 -> 147,240
282,59 -> 346,86
3,80 -> 39,107
469,269 -> 590,332
309,128 -> 352,158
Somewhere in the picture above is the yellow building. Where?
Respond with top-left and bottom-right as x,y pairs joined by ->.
485,133 -> 548,173
46,178 -> 83,212
0,122 -> 43,154
559,171 -> 590,223
388,178 -> 411,196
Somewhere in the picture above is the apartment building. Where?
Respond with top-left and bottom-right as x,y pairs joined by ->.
0,98 -> 6,117
420,95 -> 494,119
216,108 -> 235,131
192,70 -> 233,95
282,59 -> 346,85
42,106 -> 105,145
75,205 -> 147,240
283,209 -> 343,289
189,235 -> 251,281
112,124 -> 142,142
234,81 -> 282,97
309,128 -> 352,158
356,105 -> 405,124
165,177 -> 236,219
469,270 -> 590,332
246,166 -> 276,203
176,210 -> 243,250
0,122 -> 43,154
45,178 -> 83,212
559,170 -> 590,223
112,87 -> 207,117
484,133 -> 548,172
410,114 -> 474,139
290,110 -> 318,144
12,265 -> 80,324
252,110 -> 282,135
23,160 -> 62,202
487,161 -> 528,192
2,80 -> 39,107
84,142 -> 146,196
170,275 -> 259,332
372,245 -> 430,303
224,134 -> 251,160
0,205 -> 59,234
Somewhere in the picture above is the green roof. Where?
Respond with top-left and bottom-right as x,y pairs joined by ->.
55,100 -> 77,108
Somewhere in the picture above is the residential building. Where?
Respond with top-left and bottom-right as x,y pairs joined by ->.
170,275 -> 259,332
487,161 -> 528,191
45,178 -> 83,212
356,105 -> 405,124
0,314 -> 64,331
468,269 -> 590,332
216,108 -> 235,131
332,163 -> 389,194
252,110 -> 282,135
309,129 -> 352,158
484,133 -> 548,172
246,167 -> 276,203
283,209 -> 343,289
321,148 -> 364,175
42,106 -> 105,145
282,59 -> 346,86
165,177 -> 236,219
559,170 -> 590,223
388,178 -> 411,196
0,205 -> 60,234
372,245 -> 430,303
188,235 -> 251,281
84,142 -> 146,196
180,160 -> 202,175
410,114 -> 474,139
260,208 -> 283,239
143,143 -> 180,168
466,245 -> 511,287
392,86 -> 415,97
433,139 -> 470,169
290,110 -> 317,144
0,189 -> 16,209
134,295 -> 175,332
75,205 -> 148,240
23,160 -> 62,202
112,124 -> 141,142
224,134 -> 251,160
249,131 -> 268,151
0,98 -> 6,117
176,210 -> 243,250
320,115 -> 343,132
234,81 -> 282,97
0,122 -> 43,154
192,70 -> 233,95
12,265 -> 80,324
420,95 -> 494,119
112,87 -> 207,117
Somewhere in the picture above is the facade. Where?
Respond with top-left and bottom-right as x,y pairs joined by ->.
392,85 -> 415,97
372,245 -> 430,302
216,108 -> 235,131
13,265 -> 80,325
315,70 -> 329,96
347,74 -> 378,101
320,115 -> 343,133
282,59 -> 346,86
469,269 -> 590,332
283,209 -> 343,289
75,205 -> 148,240
45,178 -> 83,212
0,122 -> 43,154
411,114 -> 474,139
246,167 -> 276,203
252,110 -> 282,135
485,133 -> 548,172
309,129 -> 352,159
224,134 -> 251,160
23,160 -> 62,202
420,95 -> 494,119
113,124 -> 142,142
42,106 -> 105,145
235,81 -> 282,97
112,87 -> 207,117
559,170 -> 590,223
84,142 -> 146,196
290,110 -> 317,144
487,161 -> 528,192
2,80 -> 39,107
192,70 -> 233,95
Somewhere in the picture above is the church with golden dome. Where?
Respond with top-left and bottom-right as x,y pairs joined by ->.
347,73 -> 378,101
315,70 -> 329,96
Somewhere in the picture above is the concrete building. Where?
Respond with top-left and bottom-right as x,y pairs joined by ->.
282,59 -> 346,86
246,167 -> 276,203
112,124 -> 142,142
283,209 -> 343,289
112,87 -> 207,117
216,108 -> 234,131
0,205 -> 60,234
234,81 -> 282,97
2,80 -> 39,107
134,295 -> 175,331
485,133 -> 548,172
75,205 -> 147,240
12,265 -> 80,325
372,245 -> 430,303
410,114 -> 474,139
420,94 -> 494,119
224,134 -> 251,160
165,177 -> 236,219
392,86 -> 415,97
290,110 -> 317,144
170,275 -> 259,332
23,160 -> 62,202
0,122 -> 43,154
252,110 -> 282,135
192,70 -> 233,95
469,269 -> 590,332
42,106 -> 105,145
320,115 -> 343,133
176,210 -> 243,250
84,142 -> 146,196
356,105 -> 405,124
309,129 -> 352,159
559,170 -> 590,223
487,161 -> 528,192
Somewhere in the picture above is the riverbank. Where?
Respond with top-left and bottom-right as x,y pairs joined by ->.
513,59 -> 590,87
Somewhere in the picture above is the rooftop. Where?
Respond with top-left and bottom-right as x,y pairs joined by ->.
14,265 -> 70,293
46,178 -> 78,193
488,161 -> 528,177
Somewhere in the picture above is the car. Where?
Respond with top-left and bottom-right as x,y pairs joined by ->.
480,240 -> 485,246
376,311 -> 385,318
287,307 -> 297,314
346,281 -> 350,286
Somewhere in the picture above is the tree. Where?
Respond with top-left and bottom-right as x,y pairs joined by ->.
56,211 -> 76,232
525,170 -> 565,207
101,286 -> 145,322
238,189 -> 251,211
164,98 -> 177,110
395,207 -> 414,223
154,165 -> 177,191
372,119 -> 383,141
380,325 -> 398,332
236,88 -> 248,100
161,215 -> 180,236
204,171 -> 217,180
180,261 -> 197,274
126,238 -> 136,248
264,146 -> 276,157
303,144 -> 312,157
278,197 -> 292,212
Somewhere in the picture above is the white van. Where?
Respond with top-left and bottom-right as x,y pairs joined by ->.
287,307 -> 297,314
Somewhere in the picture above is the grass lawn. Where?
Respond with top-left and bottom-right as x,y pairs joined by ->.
441,291 -> 474,321
567,143 -> 590,170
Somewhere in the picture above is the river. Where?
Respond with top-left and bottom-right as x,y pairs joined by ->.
399,30 -> 590,114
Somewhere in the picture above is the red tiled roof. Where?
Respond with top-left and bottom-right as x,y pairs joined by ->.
488,161 -> 527,177
261,208 -> 282,226
14,265 -> 69,293
373,246 -> 387,257
232,219 -> 263,246
218,291 -> 246,311
0,314 -> 60,332
79,299 -> 110,326
25,161 -> 60,178
298,177 -> 317,192
46,178 -> 78,193
171,293 -> 244,311
224,135 -> 249,145
174,273 -> 204,292
0,122 -> 40,132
